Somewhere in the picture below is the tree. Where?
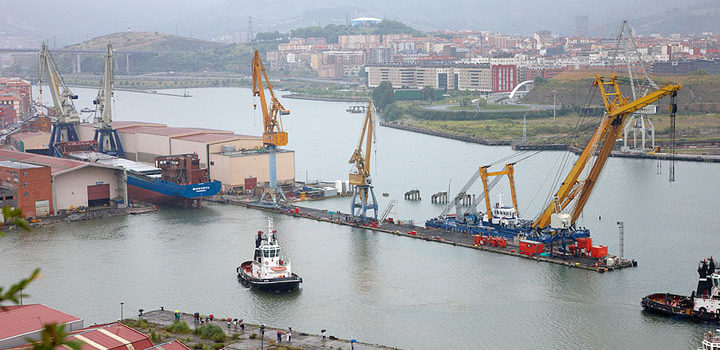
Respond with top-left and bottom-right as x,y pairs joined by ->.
422,86 -> 437,101
28,323 -> 82,350
477,97 -> 488,108
460,97 -> 472,107
372,81 -> 395,112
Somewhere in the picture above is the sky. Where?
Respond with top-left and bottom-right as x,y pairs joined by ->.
1,0 -> 711,45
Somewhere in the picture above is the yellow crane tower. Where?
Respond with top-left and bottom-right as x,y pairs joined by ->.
251,50 -> 290,204
349,100 -> 378,221
533,74 -> 681,232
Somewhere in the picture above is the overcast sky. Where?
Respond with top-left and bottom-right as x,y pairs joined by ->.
1,0 -> 711,45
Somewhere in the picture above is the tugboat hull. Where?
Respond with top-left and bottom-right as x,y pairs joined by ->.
641,293 -> 720,323
237,262 -> 302,293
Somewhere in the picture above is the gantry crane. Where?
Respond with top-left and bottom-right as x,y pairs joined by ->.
532,74 -> 681,233
251,50 -> 290,204
38,42 -> 80,156
93,43 -> 124,157
349,100 -> 378,222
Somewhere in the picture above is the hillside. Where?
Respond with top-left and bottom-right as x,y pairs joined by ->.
65,32 -> 224,52
523,70 -> 720,114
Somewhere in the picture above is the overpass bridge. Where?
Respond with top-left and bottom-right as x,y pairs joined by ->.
0,48 -> 159,74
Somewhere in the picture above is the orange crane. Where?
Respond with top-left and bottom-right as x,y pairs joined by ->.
532,74 -> 681,231
349,101 -> 378,221
251,50 -> 290,204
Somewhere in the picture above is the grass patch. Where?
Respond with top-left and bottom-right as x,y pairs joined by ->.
165,321 -> 192,334
194,324 -> 226,342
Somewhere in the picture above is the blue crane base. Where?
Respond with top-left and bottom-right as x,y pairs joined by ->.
49,123 -> 79,157
94,128 -> 125,158
350,185 -> 378,223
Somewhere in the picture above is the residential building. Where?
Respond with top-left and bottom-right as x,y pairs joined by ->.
0,160 -> 52,217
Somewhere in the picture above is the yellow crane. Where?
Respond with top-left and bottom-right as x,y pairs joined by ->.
349,100 -> 378,221
533,74 -> 681,230
251,50 -> 290,204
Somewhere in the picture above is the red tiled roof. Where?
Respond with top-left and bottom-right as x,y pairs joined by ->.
0,304 -> 82,341
147,340 -> 192,350
173,133 -> 259,143
0,149 -> 87,175
67,323 -> 153,350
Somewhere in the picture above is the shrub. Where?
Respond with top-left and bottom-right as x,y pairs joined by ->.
249,333 -> 257,339
194,324 -> 226,342
150,330 -> 162,343
165,321 -> 192,334
231,333 -> 240,340
212,344 -> 224,350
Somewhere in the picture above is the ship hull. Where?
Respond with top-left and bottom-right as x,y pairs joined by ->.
641,293 -> 720,323
127,174 -> 220,206
236,262 -> 302,293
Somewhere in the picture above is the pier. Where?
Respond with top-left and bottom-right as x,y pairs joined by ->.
208,196 -> 635,273
138,309 -> 396,350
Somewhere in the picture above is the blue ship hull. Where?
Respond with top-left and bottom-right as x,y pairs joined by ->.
127,174 -> 221,202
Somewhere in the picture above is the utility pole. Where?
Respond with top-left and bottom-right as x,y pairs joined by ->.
248,17 -> 254,42
552,90 -> 557,123
617,221 -> 624,259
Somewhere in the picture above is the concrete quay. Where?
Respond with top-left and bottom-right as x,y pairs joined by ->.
140,309 -> 398,350
208,195 -> 634,273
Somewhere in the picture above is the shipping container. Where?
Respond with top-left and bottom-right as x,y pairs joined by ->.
590,245 -> 608,258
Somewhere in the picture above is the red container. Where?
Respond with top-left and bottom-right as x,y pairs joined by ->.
576,237 -> 592,251
473,235 -> 481,245
590,245 -> 608,258
519,240 -> 543,255
498,238 -> 507,248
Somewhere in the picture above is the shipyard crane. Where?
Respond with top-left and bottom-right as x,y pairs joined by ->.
349,100 -> 378,222
251,50 -> 290,204
532,74 -> 681,231
93,43 -> 124,157
38,42 -> 80,156
440,163 -> 518,222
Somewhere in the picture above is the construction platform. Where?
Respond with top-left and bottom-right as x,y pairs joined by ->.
208,196 -> 636,273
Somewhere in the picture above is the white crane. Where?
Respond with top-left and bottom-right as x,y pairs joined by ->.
93,43 -> 124,157
38,42 -> 79,156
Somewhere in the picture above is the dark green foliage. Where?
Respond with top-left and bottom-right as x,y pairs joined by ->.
194,324 -> 226,342
150,330 -> 162,343
290,20 -> 420,43
372,82 -> 396,111
26,323 -> 82,350
255,31 -> 285,41
165,321 -> 192,334
249,333 -> 257,339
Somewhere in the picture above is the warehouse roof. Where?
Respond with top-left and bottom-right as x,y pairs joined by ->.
0,304 -> 82,341
173,133 -> 259,143
121,126 -> 232,137
0,150 -> 119,175
111,121 -> 167,129
66,323 -> 153,350
0,160 -> 44,169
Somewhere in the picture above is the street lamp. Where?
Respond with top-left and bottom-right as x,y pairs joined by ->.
259,324 -> 265,350
120,302 -> 124,321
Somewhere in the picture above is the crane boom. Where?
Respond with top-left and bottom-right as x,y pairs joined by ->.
94,43 -> 114,129
532,74 -> 681,229
38,42 -> 79,124
251,50 -> 289,147
349,101 -> 376,186
349,101 -> 378,221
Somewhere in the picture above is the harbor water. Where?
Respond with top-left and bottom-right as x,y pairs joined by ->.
3,87 -> 720,349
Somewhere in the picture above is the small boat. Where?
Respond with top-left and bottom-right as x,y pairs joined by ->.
80,107 -> 94,113
641,257 -> 720,323
236,218 -> 302,293
699,329 -> 720,350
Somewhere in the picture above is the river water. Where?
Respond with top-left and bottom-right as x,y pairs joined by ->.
3,87 -> 720,349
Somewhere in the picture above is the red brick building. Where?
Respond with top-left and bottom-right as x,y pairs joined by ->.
0,77 -> 32,118
0,104 -> 17,127
491,64 -> 517,93
0,160 -> 53,217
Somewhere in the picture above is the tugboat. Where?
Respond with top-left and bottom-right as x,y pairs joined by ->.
699,329 -> 720,350
236,218 -> 302,293
641,257 -> 720,323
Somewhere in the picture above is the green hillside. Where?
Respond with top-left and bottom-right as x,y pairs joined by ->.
66,31 -> 224,52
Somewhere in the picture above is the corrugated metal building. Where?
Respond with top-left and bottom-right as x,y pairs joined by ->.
0,150 -> 127,210
0,304 -> 84,349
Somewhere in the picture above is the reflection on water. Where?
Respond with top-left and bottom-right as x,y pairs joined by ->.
7,87 -> 720,350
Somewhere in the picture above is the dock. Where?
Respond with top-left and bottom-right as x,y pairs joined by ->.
138,309 -> 397,350
208,196 -> 635,273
